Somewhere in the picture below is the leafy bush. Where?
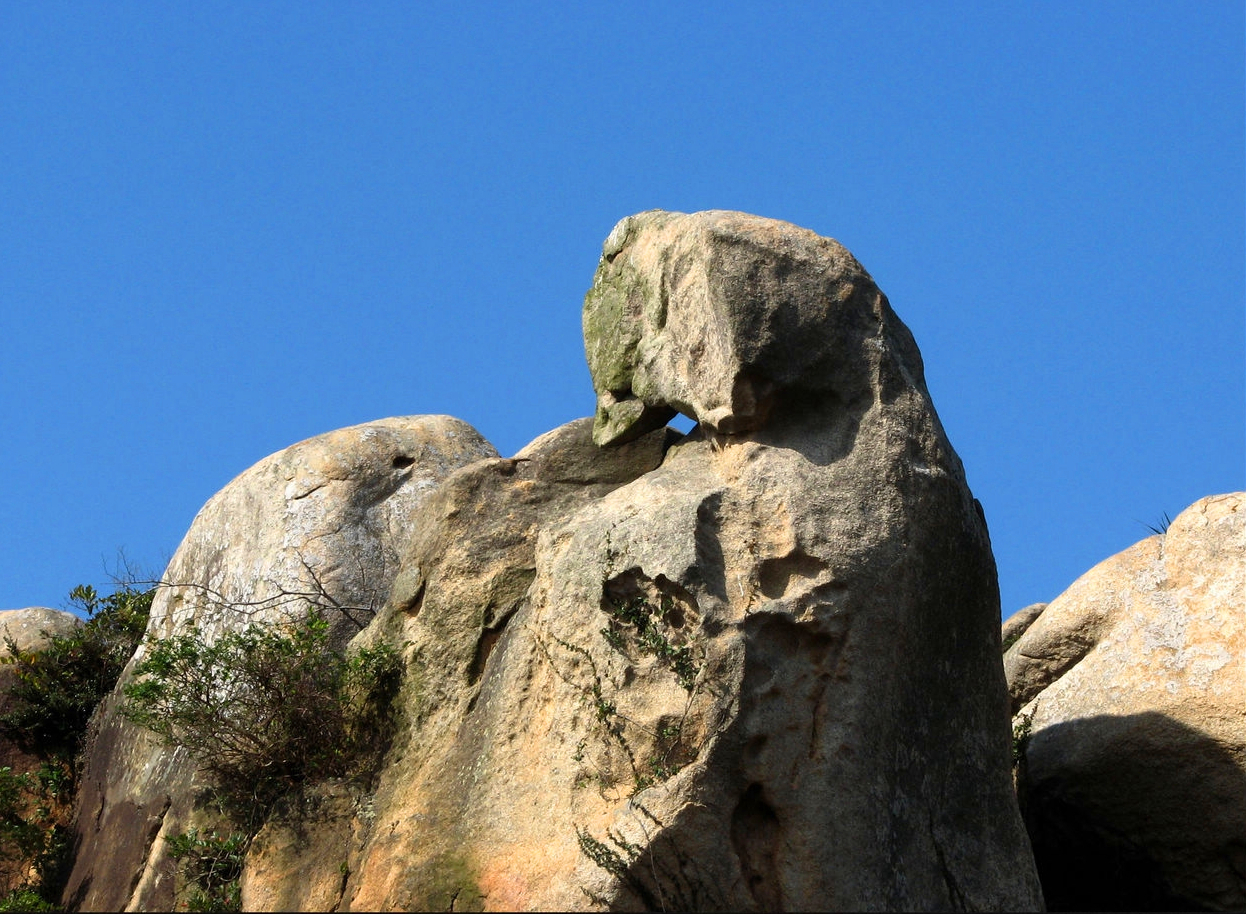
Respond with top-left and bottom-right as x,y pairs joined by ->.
165,828 -> 246,913
122,610 -> 401,812
0,763 -> 72,908
0,887 -> 58,911
0,584 -> 153,761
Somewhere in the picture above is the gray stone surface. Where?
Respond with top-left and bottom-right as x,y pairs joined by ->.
0,607 -> 81,653
583,209 -> 914,445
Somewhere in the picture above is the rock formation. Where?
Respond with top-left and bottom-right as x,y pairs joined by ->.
1007,492 -> 1245,911
61,416 -> 496,911
246,210 -> 1039,911
64,211 -> 1043,911
0,607 -> 82,654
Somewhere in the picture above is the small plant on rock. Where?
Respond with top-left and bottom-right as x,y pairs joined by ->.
1143,512 -> 1173,536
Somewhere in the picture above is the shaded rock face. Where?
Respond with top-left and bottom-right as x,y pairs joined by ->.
61,416 -> 496,912
305,211 -> 1040,911
1007,492 -> 1245,911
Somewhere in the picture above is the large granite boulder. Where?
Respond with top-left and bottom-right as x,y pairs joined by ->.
1007,492 -> 1245,911
62,416 -> 496,912
243,416 -> 678,911
312,211 -> 1040,911
0,607 -> 82,655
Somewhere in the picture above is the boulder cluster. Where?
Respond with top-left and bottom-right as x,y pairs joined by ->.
3,211 -> 1239,912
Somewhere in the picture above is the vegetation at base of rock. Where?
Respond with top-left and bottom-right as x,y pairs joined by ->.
574,823 -> 721,912
122,608 -> 401,815
0,583 -> 152,908
0,763 -> 72,908
0,584 -> 152,762
165,828 -> 246,913
0,887 -> 59,911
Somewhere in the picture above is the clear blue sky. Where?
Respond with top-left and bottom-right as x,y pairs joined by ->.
1,2 -> 1241,620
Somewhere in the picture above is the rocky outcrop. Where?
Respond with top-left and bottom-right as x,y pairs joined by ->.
62,416 -> 496,912
1007,492 -> 1245,910
288,210 -> 1040,911
242,416 -> 678,912
66,211 -> 1042,912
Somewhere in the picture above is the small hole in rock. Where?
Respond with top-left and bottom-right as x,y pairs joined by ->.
392,455 -> 415,469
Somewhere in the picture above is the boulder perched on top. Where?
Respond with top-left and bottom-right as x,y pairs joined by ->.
583,210 -> 911,445
1007,492 -> 1246,911
62,416 -> 497,912
320,211 -> 1041,911
0,607 -> 81,654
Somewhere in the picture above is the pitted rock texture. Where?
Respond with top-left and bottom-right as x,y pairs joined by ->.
62,213 -> 1042,912
1007,492 -> 1246,911
295,416 -> 679,913
61,416 -> 496,913
311,212 -> 1040,912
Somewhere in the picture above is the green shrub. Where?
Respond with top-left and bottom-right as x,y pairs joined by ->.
122,610 -> 401,813
0,763 -> 72,908
0,584 -> 153,761
165,828 -> 246,913
0,886 -> 59,911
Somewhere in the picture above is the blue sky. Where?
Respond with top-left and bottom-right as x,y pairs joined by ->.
1,2 -> 1241,620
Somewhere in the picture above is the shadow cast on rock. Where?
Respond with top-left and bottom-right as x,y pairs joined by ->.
1020,711 -> 1246,912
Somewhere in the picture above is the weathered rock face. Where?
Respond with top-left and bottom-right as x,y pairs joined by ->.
299,211 -> 1041,911
62,416 -> 496,912
1007,492 -> 1246,911
242,416 -> 678,912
